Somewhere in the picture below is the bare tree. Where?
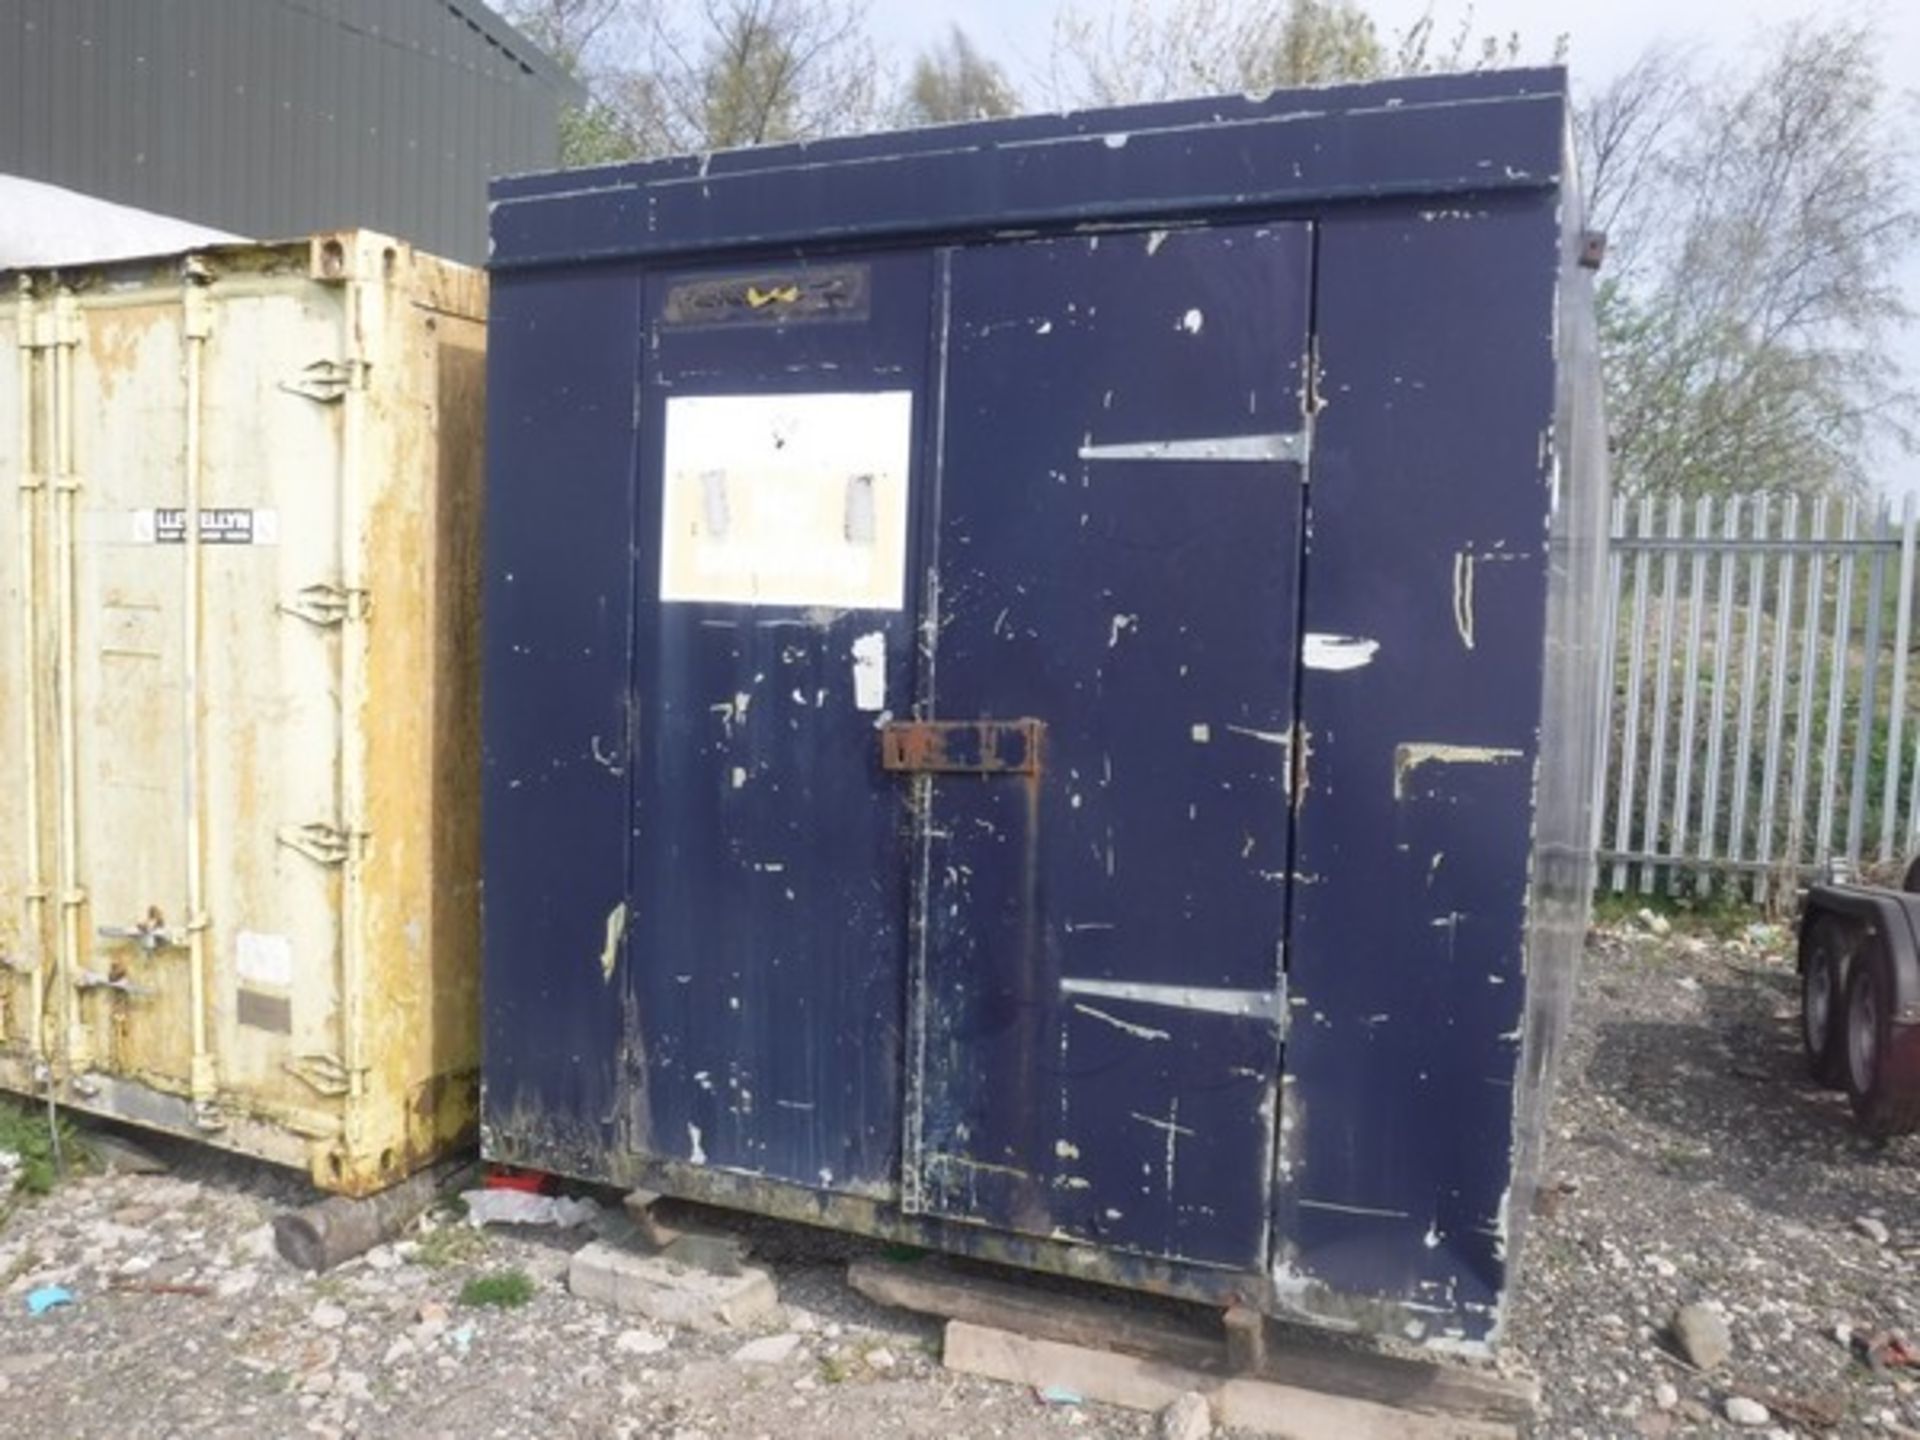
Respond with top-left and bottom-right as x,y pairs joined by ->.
1049,0 -> 1385,108
635,0 -> 877,152
1390,7 -> 1543,77
1578,20 -> 1918,497
1573,44 -> 1692,295
499,0 -> 651,164
502,0 -> 877,162
502,0 -> 626,71
1048,0 -> 1549,110
900,25 -> 1021,127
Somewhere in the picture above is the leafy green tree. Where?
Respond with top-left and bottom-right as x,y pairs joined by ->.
1578,20 -> 1918,496
901,25 -> 1021,126
500,0 -> 637,166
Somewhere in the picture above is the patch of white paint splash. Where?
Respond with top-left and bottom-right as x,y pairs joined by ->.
1130,1103 -> 1193,1198
1303,634 -> 1379,671
1179,308 -> 1204,335
687,1123 -> 706,1165
1063,976 -> 1281,1021
851,631 -> 886,711
1146,229 -> 1169,256
1071,1001 -> 1171,1042
598,902 -> 628,983
1054,1138 -> 1082,1160
1226,724 -> 1290,748
1453,551 -> 1477,651
1108,614 -> 1138,648
1392,742 -> 1524,801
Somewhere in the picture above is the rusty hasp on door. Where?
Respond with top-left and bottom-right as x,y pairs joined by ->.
481,67 -> 1607,1352
880,720 -> 1044,775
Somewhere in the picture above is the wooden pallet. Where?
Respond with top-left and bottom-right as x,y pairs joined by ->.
848,1258 -> 1535,1439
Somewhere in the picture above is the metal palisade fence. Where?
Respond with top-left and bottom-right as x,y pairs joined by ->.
1595,493 -> 1920,904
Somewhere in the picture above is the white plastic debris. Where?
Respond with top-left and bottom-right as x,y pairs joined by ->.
0,174 -> 245,267
459,1189 -> 600,1229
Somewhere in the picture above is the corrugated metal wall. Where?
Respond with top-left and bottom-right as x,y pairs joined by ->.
0,0 -> 577,263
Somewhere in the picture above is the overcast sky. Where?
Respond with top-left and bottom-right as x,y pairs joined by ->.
862,0 -> 1920,496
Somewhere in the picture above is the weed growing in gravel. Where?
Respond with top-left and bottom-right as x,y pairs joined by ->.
459,1268 -> 535,1308
1655,1142 -> 1713,1177
1592,890 -> 1763,939
415,1221 -> 489,1269
818,1353 -> 856,1385
0,1099 -> 83,1199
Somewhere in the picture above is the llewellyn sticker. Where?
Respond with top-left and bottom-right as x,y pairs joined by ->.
132,508 -> 279,545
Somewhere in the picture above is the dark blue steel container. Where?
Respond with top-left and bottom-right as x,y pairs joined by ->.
480,67 -> 1607,1351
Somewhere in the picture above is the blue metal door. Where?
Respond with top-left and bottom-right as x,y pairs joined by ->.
620,252 -> 935,1198
904,226 -> 1312,1270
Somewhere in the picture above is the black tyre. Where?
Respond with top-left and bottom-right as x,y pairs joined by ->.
1905,854 -> 1920,895
1801,914 -> 1851,1089
1842,931 -> 1920,1137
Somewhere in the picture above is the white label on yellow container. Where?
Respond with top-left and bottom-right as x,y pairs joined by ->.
659,392 -> 913,609
129,508 -> 280,545
235,930 -> 294,989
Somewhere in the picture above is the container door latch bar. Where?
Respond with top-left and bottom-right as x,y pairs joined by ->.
279,358 -> 368,404
277,823 -> 365,867
278,582 -> 371,627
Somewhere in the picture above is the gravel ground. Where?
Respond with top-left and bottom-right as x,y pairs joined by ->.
0,1147 -> 1154,1439
1511,920 -> 1920,1438
2,921 -> 1917,1438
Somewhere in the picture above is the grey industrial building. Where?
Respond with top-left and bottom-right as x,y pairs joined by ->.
0,0 -> 580,264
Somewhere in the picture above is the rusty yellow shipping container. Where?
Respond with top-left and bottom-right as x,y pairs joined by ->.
0,232 -> 484,1195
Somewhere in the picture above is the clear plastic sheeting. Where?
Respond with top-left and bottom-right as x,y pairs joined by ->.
0,174 -> 243,269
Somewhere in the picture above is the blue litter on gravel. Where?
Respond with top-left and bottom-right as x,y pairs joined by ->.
26,1286 -> 72,1316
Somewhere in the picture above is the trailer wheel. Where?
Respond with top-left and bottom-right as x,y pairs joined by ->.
1801,914 -> 1851,1088
1843,933 -> 1920,1137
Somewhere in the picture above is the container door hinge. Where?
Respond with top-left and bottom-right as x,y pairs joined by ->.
278,582 -> 371,627
276,822 -> 367,867
279,358 -> 369,404
284,1053 -> 352,1098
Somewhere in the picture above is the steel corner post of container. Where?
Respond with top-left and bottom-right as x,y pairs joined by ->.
9,276 -> 51,1077
0,230 -> 487,1195
481,69 -> 1606,1352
